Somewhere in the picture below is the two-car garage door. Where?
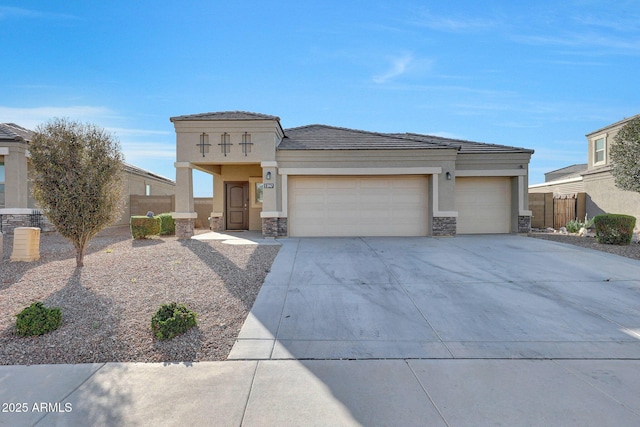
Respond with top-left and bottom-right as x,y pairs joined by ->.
288,176 -> 428,237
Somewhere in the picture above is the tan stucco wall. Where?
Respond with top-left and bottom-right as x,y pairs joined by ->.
174,120 -> 283,165
585,116 -> 638,171
584,171 -> 640,231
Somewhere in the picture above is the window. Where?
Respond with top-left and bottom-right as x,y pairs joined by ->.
145,184 -> 151,196
249,177 -> 263,208
0,161 -> 4,208
594,137 -> 606,165
255,182 -> 264,204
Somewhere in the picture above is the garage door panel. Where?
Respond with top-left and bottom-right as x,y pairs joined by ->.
456,177 -> 511,234
289,176 -> 428,237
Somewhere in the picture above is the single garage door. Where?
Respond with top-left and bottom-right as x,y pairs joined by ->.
288,176 -> 428,237
456,177 -> 511,234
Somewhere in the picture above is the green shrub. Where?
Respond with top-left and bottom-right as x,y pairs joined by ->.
584,216 -> 595,229
157,213 -> 175,235
593,214 -> 636,245
151,303 -> 197,340
15,302 -> 62,336
130,216 -> 161,239
565,219 -> 584,234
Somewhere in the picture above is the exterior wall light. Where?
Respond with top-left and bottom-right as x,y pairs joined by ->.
266,171 -> 272,180
446,172 -> 452,180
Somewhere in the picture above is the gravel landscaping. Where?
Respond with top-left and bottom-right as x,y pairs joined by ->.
529,232 -> 640,261
1,226 -> 280,365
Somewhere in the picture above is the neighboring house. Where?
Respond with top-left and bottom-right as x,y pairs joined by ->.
116,163 -> 175,225
170,111 -> 534,238
528,164 -> 587,195
528,114 -> 640,230
0,123 -> 175,233
583,115 -> 640,228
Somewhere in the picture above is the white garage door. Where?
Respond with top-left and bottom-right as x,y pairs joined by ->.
288,176 -> 428,237
456,177 -> 512,234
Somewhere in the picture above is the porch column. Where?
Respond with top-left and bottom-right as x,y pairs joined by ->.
173,162 -> 197,238
3,145 -> 29,208
517,175 -> 532,233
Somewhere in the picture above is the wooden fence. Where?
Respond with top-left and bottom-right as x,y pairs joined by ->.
529,192 -> 586,229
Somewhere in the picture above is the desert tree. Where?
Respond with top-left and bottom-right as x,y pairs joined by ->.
610,117 -> 640,193
30,118 -> 125,267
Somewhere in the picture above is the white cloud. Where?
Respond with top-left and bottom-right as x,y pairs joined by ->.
0,105 -> 116,129
409,10 -> 496,33
107,127 -> 172,137
0,6 -> 78,21
514,32 -> 640,55
372,54 -> 414,84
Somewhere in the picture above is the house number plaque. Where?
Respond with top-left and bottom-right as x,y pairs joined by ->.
264,183 -> 275,189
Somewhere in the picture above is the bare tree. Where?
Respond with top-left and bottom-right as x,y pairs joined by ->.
30,118 -> 125,267
610,117 -> 640,193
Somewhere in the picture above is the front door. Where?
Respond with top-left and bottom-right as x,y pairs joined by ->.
226,182 -> 249,230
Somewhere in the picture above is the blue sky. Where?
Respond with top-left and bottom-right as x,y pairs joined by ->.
2,1 -> 639,196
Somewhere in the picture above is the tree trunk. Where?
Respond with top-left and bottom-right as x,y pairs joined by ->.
76,243 -> 86,267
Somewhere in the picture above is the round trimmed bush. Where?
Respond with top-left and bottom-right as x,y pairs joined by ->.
594,214 -> 636,245
151,303 -> 197,340
15,302 -> 62,336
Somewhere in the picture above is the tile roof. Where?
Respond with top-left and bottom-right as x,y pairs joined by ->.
544,163 -> 588,182
586,113 -> 640,136
395,133 -> 534,154
279,125 -> 454,150
124,163 -> 175,184
279,125 -> 533,153
0,123 -> 33,142
170,111 -> 280,122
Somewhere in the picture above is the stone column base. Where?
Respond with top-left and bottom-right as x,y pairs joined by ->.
433,217 -> 457,236
0,210 -> 55,235
175,218 -> 195,238
262,218 -> 288,237
518,215 -> 532,233
210,216 -> 223,232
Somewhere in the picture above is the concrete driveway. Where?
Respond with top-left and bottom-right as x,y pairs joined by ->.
230,235 -> 640,360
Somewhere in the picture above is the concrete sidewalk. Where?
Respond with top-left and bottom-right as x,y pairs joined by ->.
2,359 -> 640,426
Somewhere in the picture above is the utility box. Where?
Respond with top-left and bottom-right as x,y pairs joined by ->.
11,227 -> 41,262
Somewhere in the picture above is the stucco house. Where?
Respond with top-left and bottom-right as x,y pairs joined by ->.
0,122 -> 175,233
583,115 -> 640,228
170,111 -> 534,238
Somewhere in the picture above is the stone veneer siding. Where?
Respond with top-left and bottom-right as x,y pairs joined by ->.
518,215 -> 532,233
432,216 -> 457,237
175,218 -> 195,238
210,216 -> 223,232
262,217 -> 288,237
0,212 -> 55,235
